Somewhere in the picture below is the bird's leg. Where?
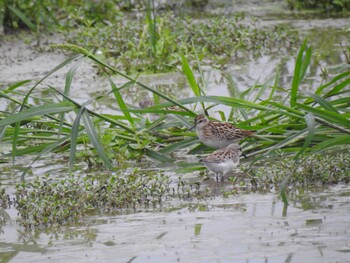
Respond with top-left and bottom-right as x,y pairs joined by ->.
216,173 -> 224,183
220,174 -> 225,182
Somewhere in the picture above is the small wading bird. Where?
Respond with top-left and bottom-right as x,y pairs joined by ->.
203,143 -> 242,181
190,114 -> 255,149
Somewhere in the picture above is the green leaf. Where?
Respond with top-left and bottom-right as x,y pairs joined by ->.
308,93 -> 339,113
0,103 -> 75,127
57,44 -> 194,115
315,71 -> 350,97
59,63 -> 80,136
21,54 -> 82,110
325,77 -> 350,98
297,103 -> 350,129
280,175 -> 289,207
69,107 -> 85,173
181,54 -> 201,97
109,78 -> 134,126
312,135 -> 350,152
21,134 -> 72,180
5,80 -> 32,93
8,6 -> 37,31
144,148 -> 173,162
49,86 -> 136,134
268,66 -> 280,101
300,45 -> 312,81
291,39 -> 310,108
159,137 -> 198,154
82,111 -> 113,169
295,112 -> 315,158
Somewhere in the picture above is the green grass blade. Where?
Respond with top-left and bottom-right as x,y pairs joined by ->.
295,112 -> 315,158
181,53 -> 207,113
175,163 -> 206,174
81,111 -> 113,169
8,6 -> 37,31
300,45 -> 312,81
20,54 -> 82,109
143,148 -> 173,162
224,72 -> 249,120
308,93 -> 339,113
181,53 -> 201,97
268,67 -> 280,101
59,63 -> 80,136
0,126 -> 6,141
265,128 -> 309,154
12,122 -> 20,164
325,77 -> 350,98
315,71 -> 350,96
146,0 -> 157,55
55,44 -> 195,115
0,103 -> 75,127
280,175 -> 289,207
297,103 -> 350,129
109,78 -> 134,126
291,39 -> 307,107
312,135 -> 350,152
159,137 -> 198,154
20,134 -> 71,180
69,107 -> 85,173
50,86 -> 136,134
5,80 -> 31,93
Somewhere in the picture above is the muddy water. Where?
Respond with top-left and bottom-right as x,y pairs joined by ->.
1,184 -> 349,263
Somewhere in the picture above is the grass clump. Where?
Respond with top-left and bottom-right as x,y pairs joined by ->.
15,169 -> 171,228
249,150 -> 350,188
68,12 -> 299,73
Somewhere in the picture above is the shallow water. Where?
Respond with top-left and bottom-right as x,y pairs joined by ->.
1,184 -> 350,263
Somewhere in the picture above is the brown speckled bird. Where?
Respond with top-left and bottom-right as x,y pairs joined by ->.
190,114 -> 255,149
203,143 -> 242,181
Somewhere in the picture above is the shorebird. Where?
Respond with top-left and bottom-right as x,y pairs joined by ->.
203,143 -> 242,181
190,114 -> 255,149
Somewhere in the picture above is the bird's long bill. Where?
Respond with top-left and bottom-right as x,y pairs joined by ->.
242,152 -> 248,158
188,123 -> 196,131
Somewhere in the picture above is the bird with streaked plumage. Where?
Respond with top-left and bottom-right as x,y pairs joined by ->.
190,114 -> 255,149
203,143 -> 242,181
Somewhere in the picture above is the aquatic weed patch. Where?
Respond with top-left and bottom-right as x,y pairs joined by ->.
14,169 -> 213,228
68,12 -> 299,72
249,150 -> 350,188
15,170 -> 171,228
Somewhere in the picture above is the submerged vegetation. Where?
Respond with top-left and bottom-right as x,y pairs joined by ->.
15,170 -> 172,228
0,1 -> 350,227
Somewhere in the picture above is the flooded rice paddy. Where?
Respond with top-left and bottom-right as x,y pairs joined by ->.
1,0 -> 350,262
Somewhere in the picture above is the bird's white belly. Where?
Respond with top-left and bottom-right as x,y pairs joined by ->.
204,160 -> 238,175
